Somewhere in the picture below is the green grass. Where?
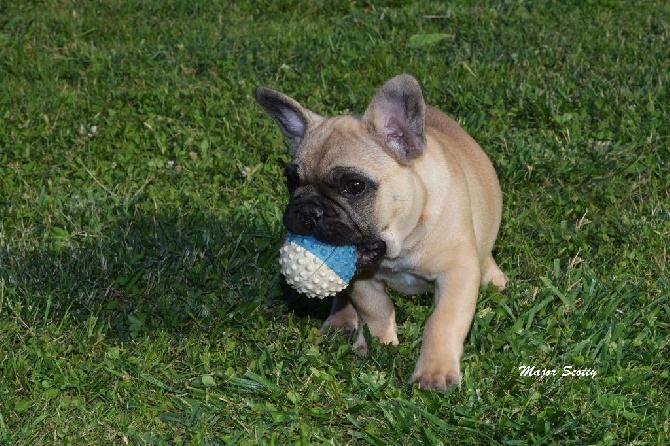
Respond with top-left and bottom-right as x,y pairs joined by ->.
1,0 -> 668,444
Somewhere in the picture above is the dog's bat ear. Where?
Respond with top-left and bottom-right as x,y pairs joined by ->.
362,74 -> 426,164
255,87 -> 321,155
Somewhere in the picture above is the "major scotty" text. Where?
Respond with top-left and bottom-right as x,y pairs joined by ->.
518,365 -> 597,378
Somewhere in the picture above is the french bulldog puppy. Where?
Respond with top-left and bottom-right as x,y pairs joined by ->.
256,74 -> 507,390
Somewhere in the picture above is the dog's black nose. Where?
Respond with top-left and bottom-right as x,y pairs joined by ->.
297,201 -> 324,229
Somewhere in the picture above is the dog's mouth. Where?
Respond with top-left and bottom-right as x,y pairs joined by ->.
354,240 -> 386,270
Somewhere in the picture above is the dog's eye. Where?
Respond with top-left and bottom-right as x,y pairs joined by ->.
343,179 -> 366,196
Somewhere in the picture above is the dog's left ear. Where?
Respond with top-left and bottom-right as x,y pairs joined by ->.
255,86 -> 322,155
362,74 -> 426,164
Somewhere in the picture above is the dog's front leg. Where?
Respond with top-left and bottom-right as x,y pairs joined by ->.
409,259 -> 480,391
348,277 -> 399,355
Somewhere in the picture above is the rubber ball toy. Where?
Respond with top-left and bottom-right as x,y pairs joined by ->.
279,233 -> 357,299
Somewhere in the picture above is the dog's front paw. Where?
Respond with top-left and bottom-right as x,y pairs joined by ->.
408,360 -> 460,391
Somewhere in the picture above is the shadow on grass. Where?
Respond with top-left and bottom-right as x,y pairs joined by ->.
0,204 -> 330,340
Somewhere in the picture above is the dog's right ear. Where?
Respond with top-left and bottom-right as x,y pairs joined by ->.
362,74 -> 426,165
255,87 -> 322,154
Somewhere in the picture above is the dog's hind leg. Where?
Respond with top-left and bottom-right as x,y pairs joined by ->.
481,254 -> 507,290
319,292 -> 358,335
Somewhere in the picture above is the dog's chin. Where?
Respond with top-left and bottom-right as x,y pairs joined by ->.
354,240 -> 386,270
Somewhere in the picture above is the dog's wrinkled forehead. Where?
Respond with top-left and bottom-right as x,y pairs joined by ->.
292,114 -> 383,177
293,116 -> 354,161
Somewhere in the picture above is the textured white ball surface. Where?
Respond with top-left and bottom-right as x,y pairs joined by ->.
279,234 -> 356,299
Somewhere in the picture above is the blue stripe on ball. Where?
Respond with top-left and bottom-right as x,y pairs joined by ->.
285,233 -> 357,283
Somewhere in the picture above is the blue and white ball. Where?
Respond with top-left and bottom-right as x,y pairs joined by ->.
279,233 -> 357,299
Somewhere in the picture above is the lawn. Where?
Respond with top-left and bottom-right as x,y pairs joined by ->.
0,0 -> 668,444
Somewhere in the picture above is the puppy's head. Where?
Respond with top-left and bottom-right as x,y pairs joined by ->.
256,74 -> 426,268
